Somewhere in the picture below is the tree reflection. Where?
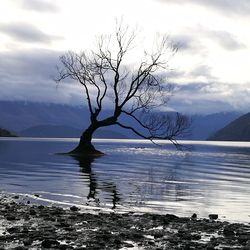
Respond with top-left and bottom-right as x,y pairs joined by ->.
70,155 -> 121,209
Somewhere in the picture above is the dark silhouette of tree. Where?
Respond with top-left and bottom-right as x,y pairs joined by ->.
56,23 -> 190,155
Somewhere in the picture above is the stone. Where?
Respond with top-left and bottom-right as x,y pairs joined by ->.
41,239 -> 60,248
191,213 -> 197,220
59,244 -> 74,249
70,206 -> 79,212
29,209 -> 36,215
206,244 -> 215,250
123,242 -> 134,248
165,214 -> 179,221
209,214 -> 218,220
7,226 -> 19,233
238,234 -> 250,244
6,215 -> 16,221
183,244 -> 190,250
114,238 -> 122,245
23,238 -> 33,246
223,226 -> 235,237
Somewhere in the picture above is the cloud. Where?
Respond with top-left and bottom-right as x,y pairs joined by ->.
0,22 -> 62,44
172,27 -> 245,53
204,29 -> 245,50
157,0 -> 250,16
166,61 -> 250,114
167,64 -> 216,83
171,34 -> 203,52
0,49 -> 84,105
0,49 -> 60,79
18,0 -> 59,12
191,65 -> 212,78
0,49 -> 249,114
170,81 -> 250,114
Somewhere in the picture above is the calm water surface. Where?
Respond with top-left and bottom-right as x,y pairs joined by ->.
1,138 -> 250,222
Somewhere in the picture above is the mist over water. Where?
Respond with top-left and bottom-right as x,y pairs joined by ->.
1,138 -> 250,222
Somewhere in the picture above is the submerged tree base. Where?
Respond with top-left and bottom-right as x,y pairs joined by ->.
67,149 -> 104,157
67,142 -> 104,157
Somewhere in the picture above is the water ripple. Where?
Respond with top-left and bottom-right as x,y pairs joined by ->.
1,139 -> 250,221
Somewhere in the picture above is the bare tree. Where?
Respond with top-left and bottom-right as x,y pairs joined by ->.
55,23 -> 190,155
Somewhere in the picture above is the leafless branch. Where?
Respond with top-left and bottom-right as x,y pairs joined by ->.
55,22 -> 190,149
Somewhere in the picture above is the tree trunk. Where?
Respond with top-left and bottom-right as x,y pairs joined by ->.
68,124 -> 104,156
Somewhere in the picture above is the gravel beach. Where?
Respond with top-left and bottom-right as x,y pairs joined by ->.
1,194 -> 250,250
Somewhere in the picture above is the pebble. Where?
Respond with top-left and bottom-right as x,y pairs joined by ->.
209,214 -> 218,220
70,206 -> 79,212
41,239 -> 60,248
6,215 -> 16,221
23,238 -> 33,246
29,209 -> 36,215
0,199 -> 250,250
191,213 -> 197,219
223,226 -> 235,237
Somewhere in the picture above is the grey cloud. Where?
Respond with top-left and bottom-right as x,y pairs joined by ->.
171,35 -> 194,50
170,81 -> 250,114
168,64 -> 216,82
173,82 -> 205,92
170,30 -> 244,61
174,82 -> 233,96
167,63 -> 250,114
205,30 -> 245,50
189,65 -> 219,81
172,27 -> 244,52
171,35 -> 204,52
167,69 -> 187,80
18,0 -> 59,12
0,22 -> 62,44
170,97 -> 233,114
191,65 -> 212,77
1,49 -> 250,114
157,0 -> 250,15
0,49 -> 60,79
0,49 -> 83,105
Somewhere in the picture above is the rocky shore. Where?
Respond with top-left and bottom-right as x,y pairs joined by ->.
1,195 -> 250,249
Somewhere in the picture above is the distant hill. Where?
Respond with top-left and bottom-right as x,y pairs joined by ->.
208,113 -> 250,141
18,125 -> 82,138
0,128 -> 15,137
94,129 -> 128,139
18,125 -> 128,139
0,101 -> 87,131
0,100 -> 243,140
188,112 -> 242,140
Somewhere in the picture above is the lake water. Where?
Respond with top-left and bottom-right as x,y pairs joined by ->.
1,138 -> 250,222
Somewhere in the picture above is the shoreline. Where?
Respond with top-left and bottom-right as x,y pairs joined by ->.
1,195 -> 250,249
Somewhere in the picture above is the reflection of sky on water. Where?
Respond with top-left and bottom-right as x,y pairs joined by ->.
1,138 -> 250,222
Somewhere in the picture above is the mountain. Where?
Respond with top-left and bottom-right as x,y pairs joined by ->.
0,101 -> 87,131
0,128 -> 16,137
0,100 -> 242,140
0,101 -> 143,138
18,125 -> 82,138
208,113 -> 250,141
94,129 -> 128,139
18,125 -> 128,139
189,112 -> 242,140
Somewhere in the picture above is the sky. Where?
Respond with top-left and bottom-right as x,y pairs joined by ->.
0,0 -> 250,114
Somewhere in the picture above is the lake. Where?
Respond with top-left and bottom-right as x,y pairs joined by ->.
1,138 -> 250,222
